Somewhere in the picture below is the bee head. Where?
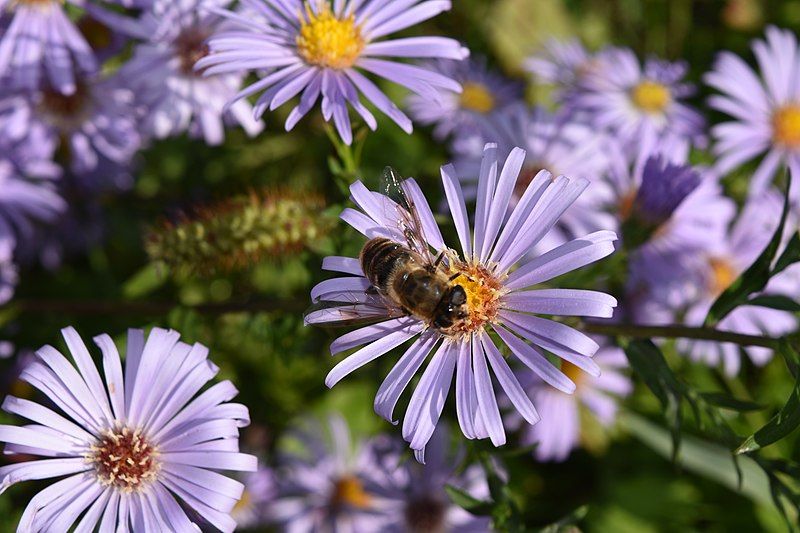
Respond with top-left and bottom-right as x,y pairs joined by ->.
432,285 -> 468,330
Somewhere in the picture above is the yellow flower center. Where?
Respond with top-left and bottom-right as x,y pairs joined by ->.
297,3 -> 365,69
10,0 -> 59,8
330,475 -> 372,509
447,259 -> 505,336
771,104 -> 800,148
631,80 -> 671,114
459,82 -> 496,113
87,426 -> 159,493
708,257 -> 738,297
232,489 -> 252,515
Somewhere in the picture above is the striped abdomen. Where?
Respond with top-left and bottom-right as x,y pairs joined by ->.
359,237 -> 414,291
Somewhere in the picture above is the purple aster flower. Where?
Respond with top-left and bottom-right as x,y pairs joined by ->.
406,57 -> 523,140
6,71 -> 141,180
378,426 -> 491,532
573,47 -> 705,151
231,463 -> 275,529
671,191 -> 800,375
0,160 -> 65,248
524,37 -> 600,105
0,326 -> 257,532
268,416 -> 400,531
513,342 -> 632,462
0,238 -> 17,305
452,103 -> 614,252
103,0 -> 264,145
307,143 -> 619,452
706,26 -> 800,200
198,0 -> 469,144
0,0 -> 97,95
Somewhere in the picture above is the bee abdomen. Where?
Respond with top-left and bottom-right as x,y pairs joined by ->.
360,237 -> 409,290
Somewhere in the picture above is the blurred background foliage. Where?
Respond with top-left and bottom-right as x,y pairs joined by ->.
2,0 -> 800,530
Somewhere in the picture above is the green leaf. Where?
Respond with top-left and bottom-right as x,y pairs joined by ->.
622,412 -> 773,507
735,375 -> 800,454
445,484 -> 494,516
122,262 -> 167,299
746,295 -> 800,313
624,340 -> 687,460
704,172 -> 792,326
538,505 -> 589,533
698,392 -> 763,412
772,231 -> 800,276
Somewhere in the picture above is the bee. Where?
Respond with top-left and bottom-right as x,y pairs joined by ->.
309,168 -> 469,333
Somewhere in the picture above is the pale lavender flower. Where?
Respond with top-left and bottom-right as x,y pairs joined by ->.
573,47 -> 705,151
406,57 -> 523,140
307,144 -> 618,452
378,426 -> 491,532
452,103 -> 614,252
231,464 -> 275,529
0,238 -> 17,305
268,416 -> 400,531
673,191 -> 800,375
0,0 -> 97,95
6,72 -> 140,179
0,326 -> 256,532
706,26 -> 800,200
525,38 -> 598,104
102,0 -> 264,145
198,0 -> 469,144
515,343 -> 632,462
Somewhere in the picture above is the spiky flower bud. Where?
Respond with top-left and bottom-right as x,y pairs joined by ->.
147,190 -> 335,275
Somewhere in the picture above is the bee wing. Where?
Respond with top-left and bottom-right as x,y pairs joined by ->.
304,299 -> 406,327
380,166 -> 436,266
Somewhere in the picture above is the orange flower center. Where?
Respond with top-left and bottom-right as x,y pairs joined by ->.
88,427 -> 159,493
330,475 -> 372,509
708,256 -> 738,297
447,258 -> 506,336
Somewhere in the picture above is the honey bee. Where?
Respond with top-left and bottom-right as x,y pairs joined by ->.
309,168 -> 469,333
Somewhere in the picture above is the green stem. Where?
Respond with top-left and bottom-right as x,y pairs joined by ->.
582,321 -> 779,349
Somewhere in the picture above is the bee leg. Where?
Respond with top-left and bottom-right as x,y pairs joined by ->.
448,272 -> 462,281
366,286 -> 379,295
433,251 -> 446,268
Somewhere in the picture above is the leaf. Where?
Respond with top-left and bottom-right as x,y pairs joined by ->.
772,231 -> 800,276
746,295 -> 800,313
622,412 -> 773,506
122,262 -> 167,299
624,340 -> 686,460
698,392 -> 763,412
445,485 -> 494,516
538,505 -> 589,533
704,172 -> 792,326
735,377 -> 800,454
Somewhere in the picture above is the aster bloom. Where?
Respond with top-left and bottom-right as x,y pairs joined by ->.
670,191 -> 800,376
377,426 -> 491,532
0,326 -> 256,532
513,343 -> 632,462
452,103 -> 613,252
406,57 -> 523,140
706,26 -> 800,200
0,0 -> 97,95
103,0 -> 263,145
268,416 -> 399,531
230,464 -> 274,529
0,238 -> 17,305
573,47 -> 705,151
524,37 -> 598,104
7,72 -> 140,180
307,144 -> 618,453
0,162 -> 65,248
198,0 -> 469,144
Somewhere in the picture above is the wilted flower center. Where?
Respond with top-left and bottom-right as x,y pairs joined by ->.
330,475 -> 372,509
404,496 -> 447,533
40,83 -> 90,129
447,259 -> 505,335
631,80 -> 671,114
175,27 -> 211,75
513,164 -> 553,201
618,188 -> 637,220
297,3 -> 364,69
771,104 -> 800,148
708,256 -> 737,297
88,426 -> 159,492
460,82 -> 495,113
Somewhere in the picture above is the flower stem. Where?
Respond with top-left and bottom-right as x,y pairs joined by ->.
582,322 -> 779,349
